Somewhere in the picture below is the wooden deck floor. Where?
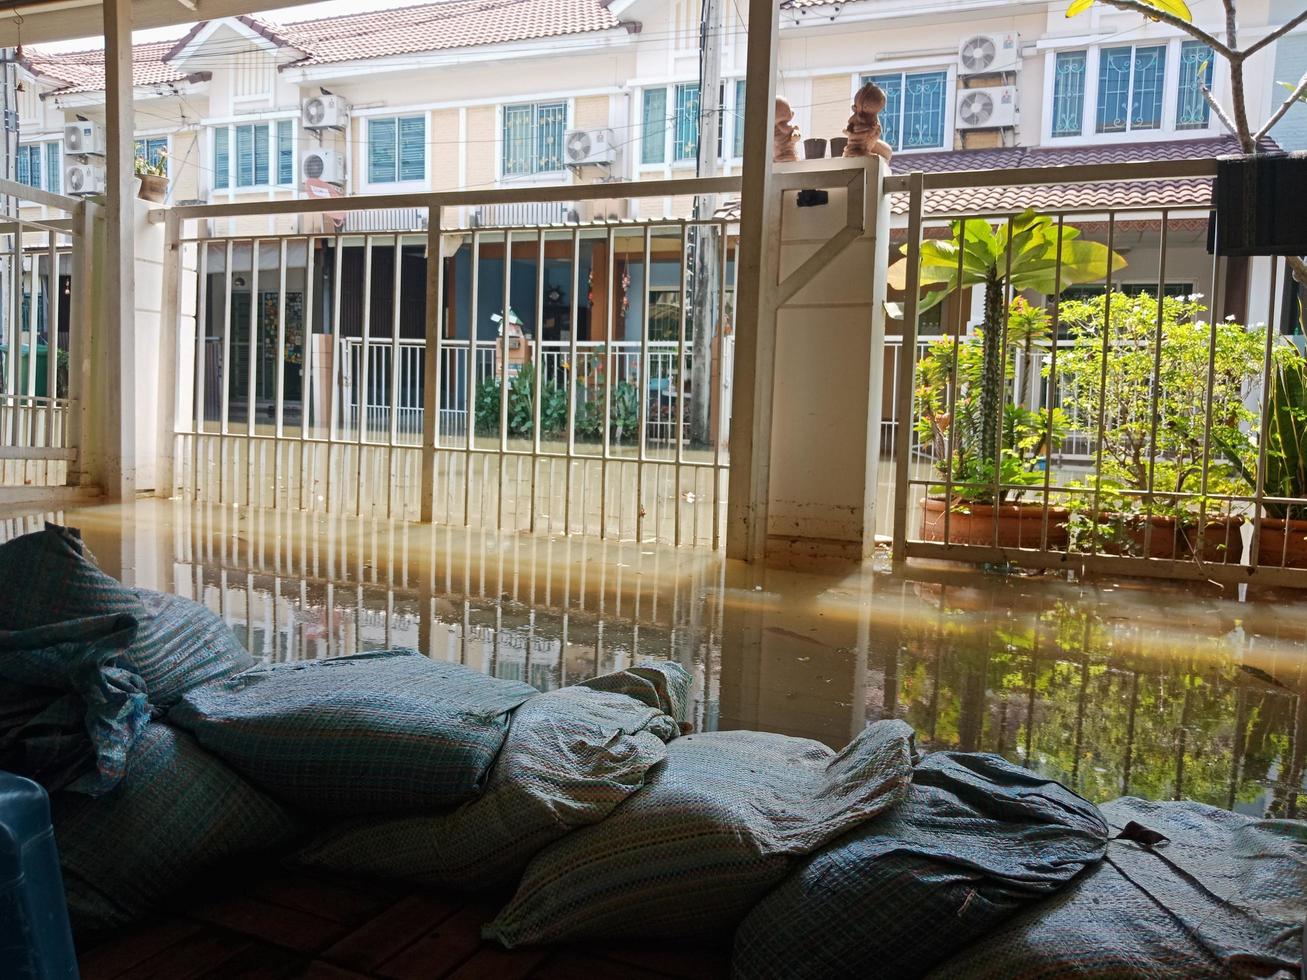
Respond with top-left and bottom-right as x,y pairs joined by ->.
77,869 -> 732,980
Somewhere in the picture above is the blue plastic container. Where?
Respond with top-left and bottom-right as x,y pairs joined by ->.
0,772 -> 79,979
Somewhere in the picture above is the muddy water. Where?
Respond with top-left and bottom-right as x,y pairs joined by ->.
7,498 -> 1305,818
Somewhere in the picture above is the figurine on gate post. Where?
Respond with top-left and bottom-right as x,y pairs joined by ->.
843,82 -> 893,163
774,97 -> 800,163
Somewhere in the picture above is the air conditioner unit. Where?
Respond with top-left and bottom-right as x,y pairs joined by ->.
564,128 -> 617,166
302,149 -> 346,185
65,161 -> 106,195
63,120 -> 107,157
301,94 -> 349,131
958,32 -> 1021,75
956,86 -> 1019,129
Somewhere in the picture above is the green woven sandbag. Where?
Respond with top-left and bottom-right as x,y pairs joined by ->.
0,526 -> 254,708
51,722 -> 295,936
486,719 -> 915,947
292,684 -> 680,888
168,650 -> 539,816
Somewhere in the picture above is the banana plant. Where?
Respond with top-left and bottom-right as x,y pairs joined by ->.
1262,344 -> 1307,522
888,210 -> 1126,478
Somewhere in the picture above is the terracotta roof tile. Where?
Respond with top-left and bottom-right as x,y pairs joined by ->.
25,41 -> 195,95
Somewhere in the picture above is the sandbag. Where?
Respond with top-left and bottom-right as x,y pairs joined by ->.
485,719 -> 915,947
51,722 -> 295,936
931,796 -> 1307,979
0,526 -> 253,709
577,661 -> 692,721
292,683 -> 679,887
168,650 -> 538,816
732,752 -> 1109,980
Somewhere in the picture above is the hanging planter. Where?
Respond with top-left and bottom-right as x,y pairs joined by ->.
137,173 -> 167,203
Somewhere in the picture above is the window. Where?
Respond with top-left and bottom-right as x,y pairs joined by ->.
1097,44 -> 1166,133
642,89 -> 668,165
1051,52 -> 1088,138
212,122 -> 294,190
1176,41 -> 1213,130
673,83 -> 700,161
733,80 -> 746,158
16,142 -> 60,192
502,101 -> 567,177
134,137 -> 168,173
862,71 -> 949,151
367,115 -> 425,184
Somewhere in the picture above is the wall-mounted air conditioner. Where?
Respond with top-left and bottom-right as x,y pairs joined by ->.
956,86 -> 1019,129
301,94 -> 349,131
564,128 -> 617,166
958,33 -> 1021,75
64,120 -> 107,157
302,149 -> 347,185
65,161 -> 107,195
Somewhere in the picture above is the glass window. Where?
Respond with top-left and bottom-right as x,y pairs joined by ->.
864,70 -> 948,151
214,127 -> 229,190
134,137 -> 168,172
45,143 -> 60,194
277,120 -> 294,184
16,144 -> 42,188
367,115 -> 425,183
1097,45 -> 1167,133
642,88 -> 667,165
1051,51 -> 1088,137
502,101 -> 567,177
1176,41 -> 1213,130
674,83 -> 700,161
214,123 -> 290,189
733,80 -> 746,158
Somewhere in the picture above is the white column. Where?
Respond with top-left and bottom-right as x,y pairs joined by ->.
102,0 -> 136,501
725,0 -> 779,562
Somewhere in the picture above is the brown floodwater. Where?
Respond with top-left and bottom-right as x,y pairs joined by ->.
6,498 -> 1306,818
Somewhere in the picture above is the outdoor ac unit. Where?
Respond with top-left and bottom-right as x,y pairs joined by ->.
302,94 -> 349,131
302,149 -> 346,185
64,120 -> 107,157
956,86 -> 1019,129
958,32 -> 1021,75
65,161 -> 106,195
564,128 -> 617,166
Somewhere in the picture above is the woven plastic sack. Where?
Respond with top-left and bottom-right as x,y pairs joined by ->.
732,752 -> 1109,979
127,589 -> 255,706
0,525 -> 140,632
51,722 -> 295,936
292,683 -> 679,887
168,650 -> 538,815
578,661 -> 692,721
486,719 -> 915,947
930,796 -> 1307,979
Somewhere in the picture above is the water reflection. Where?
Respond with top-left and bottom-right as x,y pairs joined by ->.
4,500 -> 1304,817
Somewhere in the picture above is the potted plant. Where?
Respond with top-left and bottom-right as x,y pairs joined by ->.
135,150 -> 167,203
1057,292 -> 1263,562
890,211 -> 1124,549
915,298 -> 1070,547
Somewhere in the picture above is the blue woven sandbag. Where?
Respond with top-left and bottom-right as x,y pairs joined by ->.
292,682 -> 680,888
0,525 -> 140,632
732,751 -> 1109,979
127,589 -> 255,707
168,650 -> 538,816
51,721 -> 295,936
486,719 -> 915,947
929,797 -> 1307,979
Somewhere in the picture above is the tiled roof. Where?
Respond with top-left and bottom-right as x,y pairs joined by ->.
889,135 -> 1265,216
24,41 -> 199,95
276,0 -> 623,67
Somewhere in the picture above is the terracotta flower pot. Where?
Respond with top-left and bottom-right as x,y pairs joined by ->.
137,173 -> 167,204
1100,514 -> 1244,563
920,497 -> 1069,550
1255,518 -> 1307,568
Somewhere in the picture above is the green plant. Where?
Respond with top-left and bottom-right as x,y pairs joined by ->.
914,298 -> 1069,504
1057,292 -> 1264,526
1223,340 -> 1307,522
475,365 -> 573,441
134,151 -> 167,178
892,211 -> 1125,475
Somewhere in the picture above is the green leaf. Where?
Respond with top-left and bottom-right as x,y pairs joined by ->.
1280,80 -> 1307,103
1066,0 -> 1094,17
1143,0 -> 1193,20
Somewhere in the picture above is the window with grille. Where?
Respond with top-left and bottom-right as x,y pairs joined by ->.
502,102 -> 567,177
1175,41 -> 1213,130
1051,52 -> 1088,137
1051,42 -> 1212,139
368,115 -> 425,183
674,83 -> 701,161
212,123 -> 294,190
1097,45 -> 1167,133
134,137 -> 168,173
861,71 -> 949,151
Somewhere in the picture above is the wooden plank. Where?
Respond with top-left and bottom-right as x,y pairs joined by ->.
188,895 -> 348,953
101,928 -> 254,980
77,917 -> 205,980
245,872 -> 402,925
444,945 -> 551,980
192,940 -> 305,980
374,905 -> 491,979
323,893 -> 462,974
532,953 -> 672,980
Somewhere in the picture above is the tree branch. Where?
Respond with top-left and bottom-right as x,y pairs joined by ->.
1255,70 -> 1307,143
1243,8 -> 1307,61
1201,85 -> 1242,138
1095,0 -> 1234,59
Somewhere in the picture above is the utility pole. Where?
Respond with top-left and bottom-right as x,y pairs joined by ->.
690,0 -> 725,448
